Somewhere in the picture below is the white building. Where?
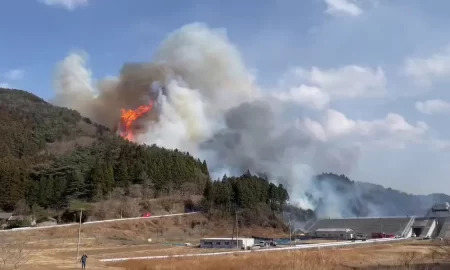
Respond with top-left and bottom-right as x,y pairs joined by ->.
314,228 -> 354,239
200,238 -> 255,249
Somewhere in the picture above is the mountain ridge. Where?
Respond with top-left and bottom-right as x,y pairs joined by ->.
309,173 -> 449,218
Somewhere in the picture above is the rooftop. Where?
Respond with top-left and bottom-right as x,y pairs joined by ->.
315,228 -> 354,232
200,237 -> 254,241
0,212 -> 13,219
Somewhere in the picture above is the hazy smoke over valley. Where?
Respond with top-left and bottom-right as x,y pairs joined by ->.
51,22 -> 400,220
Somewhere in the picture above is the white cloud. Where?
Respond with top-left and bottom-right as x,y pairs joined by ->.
4,69 -> 24,81
0,83 -> 10,88
37,0 -> 90,10
287,65 -> 386,99
430,139 -> 450,152
301,109 -> 428,149
403,46 -> 450,87
272,85 -> 330,110
416,99 -> 450,115
324,0 -> 363,17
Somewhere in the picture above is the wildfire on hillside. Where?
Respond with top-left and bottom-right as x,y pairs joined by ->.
119,102 -> 154,141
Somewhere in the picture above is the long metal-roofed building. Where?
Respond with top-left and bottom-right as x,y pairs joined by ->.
307,202 -> 450,239
313,228 -> 354,239
200,237 -> 255,249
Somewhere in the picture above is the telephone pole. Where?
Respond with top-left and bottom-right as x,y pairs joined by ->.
235,211 -> 239,249
344,219 -> 347,240
76,209 -> 83,261
289,214 -> 292,246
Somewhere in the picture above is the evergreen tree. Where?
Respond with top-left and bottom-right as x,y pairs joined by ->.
65,169 -> 85,200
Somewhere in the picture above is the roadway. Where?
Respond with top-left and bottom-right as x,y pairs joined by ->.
0,212 -> 200,233
100,237 -> 408,262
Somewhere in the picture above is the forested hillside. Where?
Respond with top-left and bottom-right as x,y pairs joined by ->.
310,173 -> 450,217
0,88 -> 291,229
202,172 -> 290,227
0,88 -> 209,212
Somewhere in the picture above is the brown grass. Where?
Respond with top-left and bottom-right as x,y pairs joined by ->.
115,250 -> 342,270
111,243 -> 443,270
2,214 -> 449,270
3,213 -> 287,244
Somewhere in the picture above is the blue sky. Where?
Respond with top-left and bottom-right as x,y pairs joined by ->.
3,0 -> 450,194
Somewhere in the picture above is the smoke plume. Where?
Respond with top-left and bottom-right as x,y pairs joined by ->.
52,22 -> 364,219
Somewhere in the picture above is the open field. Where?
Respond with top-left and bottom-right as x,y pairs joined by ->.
2,214 -> 450,269
111,241 -> 450,270
0,213 -> 287,269
3,237 -> 450,270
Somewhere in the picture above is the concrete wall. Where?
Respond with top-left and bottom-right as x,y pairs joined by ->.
309,217 -> 411,236
426,219 -> 437,237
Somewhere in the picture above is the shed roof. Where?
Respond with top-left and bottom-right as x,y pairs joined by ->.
0,212 -> 13,219
200,238 -> 254,241
315,228 -> 353,232
7,215 -> 33,221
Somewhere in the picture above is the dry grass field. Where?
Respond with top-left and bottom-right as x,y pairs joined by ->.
112,242 -> 450,270
1,214 -> 450,270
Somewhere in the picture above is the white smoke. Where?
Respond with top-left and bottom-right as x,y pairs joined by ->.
51,22 -> 364,218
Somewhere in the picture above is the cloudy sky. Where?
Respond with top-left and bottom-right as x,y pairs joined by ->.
2,0 -> 450,194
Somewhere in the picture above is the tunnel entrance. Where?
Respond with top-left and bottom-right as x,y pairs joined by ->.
412,227 -> 423,237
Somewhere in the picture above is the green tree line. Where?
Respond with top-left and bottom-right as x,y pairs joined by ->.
201,171 -> 290,227
0,88 -> 209,211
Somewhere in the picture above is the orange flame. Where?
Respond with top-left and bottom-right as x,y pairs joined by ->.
120,102 -> 154,141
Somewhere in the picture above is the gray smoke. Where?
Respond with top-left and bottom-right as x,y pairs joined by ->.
50,22 -> 376,219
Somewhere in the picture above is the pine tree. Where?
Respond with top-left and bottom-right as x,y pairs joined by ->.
115,161 -> 130,189
86,160 -> 104,202
102,162 -> 114,196
65,170 -> 85,200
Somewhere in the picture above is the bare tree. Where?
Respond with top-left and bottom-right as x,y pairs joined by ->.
430,239 -> 450,263
127,184 -> 142,199
400,252 -> 418,267
180,182 -> 197,198
109,187 -> 125,200
0,239 -> 34,269
142,177 -> 154,199
92,201 -> 109,220
119,197 -> 140,218
13,200 -> 30,216
159,197 -> 172,213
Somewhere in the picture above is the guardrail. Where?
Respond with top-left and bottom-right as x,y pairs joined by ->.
100,237 -> 410,263
0,212 -> 200,233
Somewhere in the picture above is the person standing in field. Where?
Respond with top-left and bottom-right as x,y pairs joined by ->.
80,254 -> 88,269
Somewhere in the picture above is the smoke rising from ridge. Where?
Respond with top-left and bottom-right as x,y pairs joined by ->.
51,22 -> 372,219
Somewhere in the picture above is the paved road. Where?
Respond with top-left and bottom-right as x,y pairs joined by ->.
0,212 -> 200,233
100,237 -> 407,262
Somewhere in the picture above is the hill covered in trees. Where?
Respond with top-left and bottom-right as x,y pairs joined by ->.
309,173 -> 450,218
0,88 -> 291,229
0,88 -> 209,210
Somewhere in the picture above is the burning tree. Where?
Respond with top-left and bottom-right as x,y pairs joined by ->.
119,102 -> 154,141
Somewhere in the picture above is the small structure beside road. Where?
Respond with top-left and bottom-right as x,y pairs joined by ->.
200,237 -> 254,249
0,212 -> 13,229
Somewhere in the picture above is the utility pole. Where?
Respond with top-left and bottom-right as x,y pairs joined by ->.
344,219 -> 347,241
288,213 -> 292,246
76,209 -> 83,261
235,211 -> 239,249
380,219 -> 383,235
